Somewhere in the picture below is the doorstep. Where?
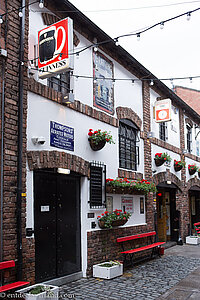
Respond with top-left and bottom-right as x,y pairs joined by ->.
43,272 -> 83,286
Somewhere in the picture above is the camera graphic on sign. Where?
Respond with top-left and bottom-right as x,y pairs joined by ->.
39,25 -> 66,63
38,18 -> 74,79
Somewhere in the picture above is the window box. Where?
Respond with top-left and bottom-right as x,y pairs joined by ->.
93,261 -> 123,279
98,219 -> 127,229
186,236 -> 200,245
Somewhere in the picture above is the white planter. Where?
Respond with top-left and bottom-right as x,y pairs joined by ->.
93,261 -> 123,279
17,284 -> 59,300
186,236 -> 200,245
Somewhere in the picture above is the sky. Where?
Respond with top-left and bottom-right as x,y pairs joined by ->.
70,0 -> 200,90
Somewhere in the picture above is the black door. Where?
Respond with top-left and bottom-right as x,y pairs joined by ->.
34,170 -> 81,282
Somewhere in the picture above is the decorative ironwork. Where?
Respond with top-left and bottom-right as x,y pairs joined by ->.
89,161 -> 106,208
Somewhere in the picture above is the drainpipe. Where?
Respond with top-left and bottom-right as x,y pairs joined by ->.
16,0 -> 25,281
0,0 -> 8,264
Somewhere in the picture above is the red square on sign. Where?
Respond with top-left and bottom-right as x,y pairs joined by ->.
156,109 -> 170,122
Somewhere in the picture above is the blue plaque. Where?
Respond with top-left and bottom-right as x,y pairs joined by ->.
50,121 -> 74,151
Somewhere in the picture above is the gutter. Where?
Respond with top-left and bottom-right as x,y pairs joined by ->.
16,0 -> 25,281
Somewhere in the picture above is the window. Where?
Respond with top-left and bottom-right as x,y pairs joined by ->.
48,72 -> 70,94
89,162 -> 106,208
159,122 -> 168,141
119,119 -> 139,171
187,124 -> 192,153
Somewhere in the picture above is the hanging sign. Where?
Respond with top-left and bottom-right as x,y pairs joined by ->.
121,196 -> 133,213
38,18 -> 74,79
154,98 -> 172,122
50,121 -> 74,151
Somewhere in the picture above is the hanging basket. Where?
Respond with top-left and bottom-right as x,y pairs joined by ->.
89,139 -> 106,151
98,219 -> 128,229
154,158 -> 165,167
189,168 -> 196,175
174,165 -> 183,172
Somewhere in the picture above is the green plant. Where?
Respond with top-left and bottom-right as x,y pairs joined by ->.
97,209 -> 131,228
28,286 -> 46,295
88,129 -> 114,145
188,164 -> 198,171
106,178 -> 157,194
174,160 -> 186,167
155,152 -> 172,162
99,261 -> 121,267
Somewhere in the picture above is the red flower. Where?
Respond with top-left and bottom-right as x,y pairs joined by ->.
101,213 -> 104,216
88,132 -> 93,136
97,216 -> 101,219
164,157 -> 166,160
123,217 -> 126,220
104,211 -> 109,214
89,129 -> 93,131
94,131 -> 98,134
158,193 -> 162,196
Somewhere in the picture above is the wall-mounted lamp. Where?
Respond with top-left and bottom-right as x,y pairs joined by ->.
147,132 -> 155,138
57,168 -> 70,175
62,92 -> 74,104
167,181 -> 171,185
31,136 -> 46,145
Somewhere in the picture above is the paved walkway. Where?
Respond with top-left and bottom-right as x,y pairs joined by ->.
60,244 -> 200,300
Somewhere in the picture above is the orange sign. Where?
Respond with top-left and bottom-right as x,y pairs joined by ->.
38,18 -> 73,79
154,99 -> 171,122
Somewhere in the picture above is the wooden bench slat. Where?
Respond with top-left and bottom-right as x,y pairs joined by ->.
0,260 -> 15,270
0,281 -> 29,292
117,231 -> 156,243
121,242 -> 165,254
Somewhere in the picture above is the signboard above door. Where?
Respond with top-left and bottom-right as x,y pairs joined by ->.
154,99 -> 172,123
38,18 -> 74,79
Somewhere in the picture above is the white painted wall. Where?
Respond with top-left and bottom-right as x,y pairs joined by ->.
150,89 -> 180,148
151,144 -> 182,181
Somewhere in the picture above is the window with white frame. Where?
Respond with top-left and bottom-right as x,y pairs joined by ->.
186,124 -> 192,153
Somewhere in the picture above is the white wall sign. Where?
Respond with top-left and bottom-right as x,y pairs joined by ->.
154,98 -> 172,123
121,196 -> 133,213
38,18 -> 74,79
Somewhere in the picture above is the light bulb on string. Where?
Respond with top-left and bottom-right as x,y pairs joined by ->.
19,8 -> 23,18
187,12 -> 191,21
75,76 -> 78,82
0,15 -> 3,24
131,80 -> 135,85
170,79 -> 174,86
94,46 -> 98,52
115,38 -> 119,46
150,80 -> 154,86
39,0 -> 44,8
76,53 -> 79,59
190,77 -> 193,83
160,22 -> 164,29
93,77 -> 97,84
112,79 -> 115,85
137,33 -> 140,41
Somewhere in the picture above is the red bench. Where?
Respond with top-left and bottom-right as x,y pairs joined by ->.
194,222 -> 200,234
117,231 -> 165,266
0,260 -> 29,292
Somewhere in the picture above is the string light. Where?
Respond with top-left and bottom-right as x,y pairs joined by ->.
93,46 -> 98,52
150,80 -> 154,86
93,77 -> 97,84
160,22 -> 164,29
137,33 -> 140,41
18,8 -> 23,17
0,15 -> 3,24
190,77 -> 193,83
76,53 -> 79,59
115,38 -> 119,46
187,12 -> 191,20
39,0 -> 44,9
132,80 -> 135,85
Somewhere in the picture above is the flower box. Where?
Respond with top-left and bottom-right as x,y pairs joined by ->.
154,158 -> 165,167
189,169 -> 196,175
186,236 -> 200,245
89,139 -> 106,151
17,284 -> 59,300
98,219 -> 127,229
93,261 -> 123,279
174,165 -> 183,172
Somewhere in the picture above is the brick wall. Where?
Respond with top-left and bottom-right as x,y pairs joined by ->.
174,86 -> 200,115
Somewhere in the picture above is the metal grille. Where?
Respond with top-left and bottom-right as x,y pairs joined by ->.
89,161 -> 106,209
119,121 -> 139,171
159,122 -> 167,141
48,72 -> 70,94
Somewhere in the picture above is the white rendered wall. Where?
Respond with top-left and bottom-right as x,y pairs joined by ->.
150,89 -> 180,149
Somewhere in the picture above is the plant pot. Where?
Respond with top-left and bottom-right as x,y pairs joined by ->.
89,139 -> 106,151
159,247 -> 165,255
154,158 -> 165,167
17,284 -> 59,300
186,236 -> 200,245
93,261 -> 123,279
174,165 -> 183,172
189,169 -> 196,175
98,219 -> 128,229
198,172 -> 200,178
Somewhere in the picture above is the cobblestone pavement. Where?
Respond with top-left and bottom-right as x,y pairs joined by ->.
60,254 -> 200,300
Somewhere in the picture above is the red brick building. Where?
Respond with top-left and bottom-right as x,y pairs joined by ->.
174,86 -> 200,115
1,0 -> 200,287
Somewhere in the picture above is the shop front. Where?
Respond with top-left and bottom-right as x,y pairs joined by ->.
189,186 -> 200,233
